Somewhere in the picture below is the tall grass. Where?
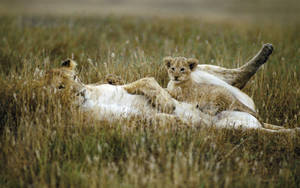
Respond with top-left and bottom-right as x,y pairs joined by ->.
0,15 -> 299,187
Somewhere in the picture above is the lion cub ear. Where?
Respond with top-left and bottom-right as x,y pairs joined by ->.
61,59 -> 77,70
163,56 -> 173,69
187,58 -> 198,71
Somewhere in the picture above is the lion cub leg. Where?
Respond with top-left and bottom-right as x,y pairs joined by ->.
123,77 -> 175,113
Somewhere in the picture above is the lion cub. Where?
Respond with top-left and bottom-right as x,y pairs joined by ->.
164,56 -> 259,118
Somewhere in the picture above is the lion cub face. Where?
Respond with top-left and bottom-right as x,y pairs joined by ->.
164,56 -> 198,83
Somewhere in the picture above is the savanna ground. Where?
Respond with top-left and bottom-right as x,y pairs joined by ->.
0,0 -> 300,187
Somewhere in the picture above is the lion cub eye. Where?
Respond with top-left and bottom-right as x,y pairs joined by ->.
171,67 -> 175,71
58,85 -> 65,89
180,68 -> 185,72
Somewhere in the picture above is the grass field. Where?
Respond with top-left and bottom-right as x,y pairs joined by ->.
0,14 -> 300,187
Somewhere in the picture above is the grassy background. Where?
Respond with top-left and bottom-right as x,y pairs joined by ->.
1,0 -> 300,23
0,11 -> 300,188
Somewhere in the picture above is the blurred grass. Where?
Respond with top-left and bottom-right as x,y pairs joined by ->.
0,15 -> 300,187
1,0 -> 300,23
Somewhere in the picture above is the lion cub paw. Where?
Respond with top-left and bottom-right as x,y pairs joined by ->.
154,94 -> 176,114
105,74 -> 125,85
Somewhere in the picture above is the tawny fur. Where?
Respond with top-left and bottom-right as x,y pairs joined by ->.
38,53 -> 299,133
164,56 -> 258,118
41,59 -> 83,94
105,74 -> 125,85
38,60 -> 205,126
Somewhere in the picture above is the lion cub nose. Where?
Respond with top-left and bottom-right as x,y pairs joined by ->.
174,76 -> 179,81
